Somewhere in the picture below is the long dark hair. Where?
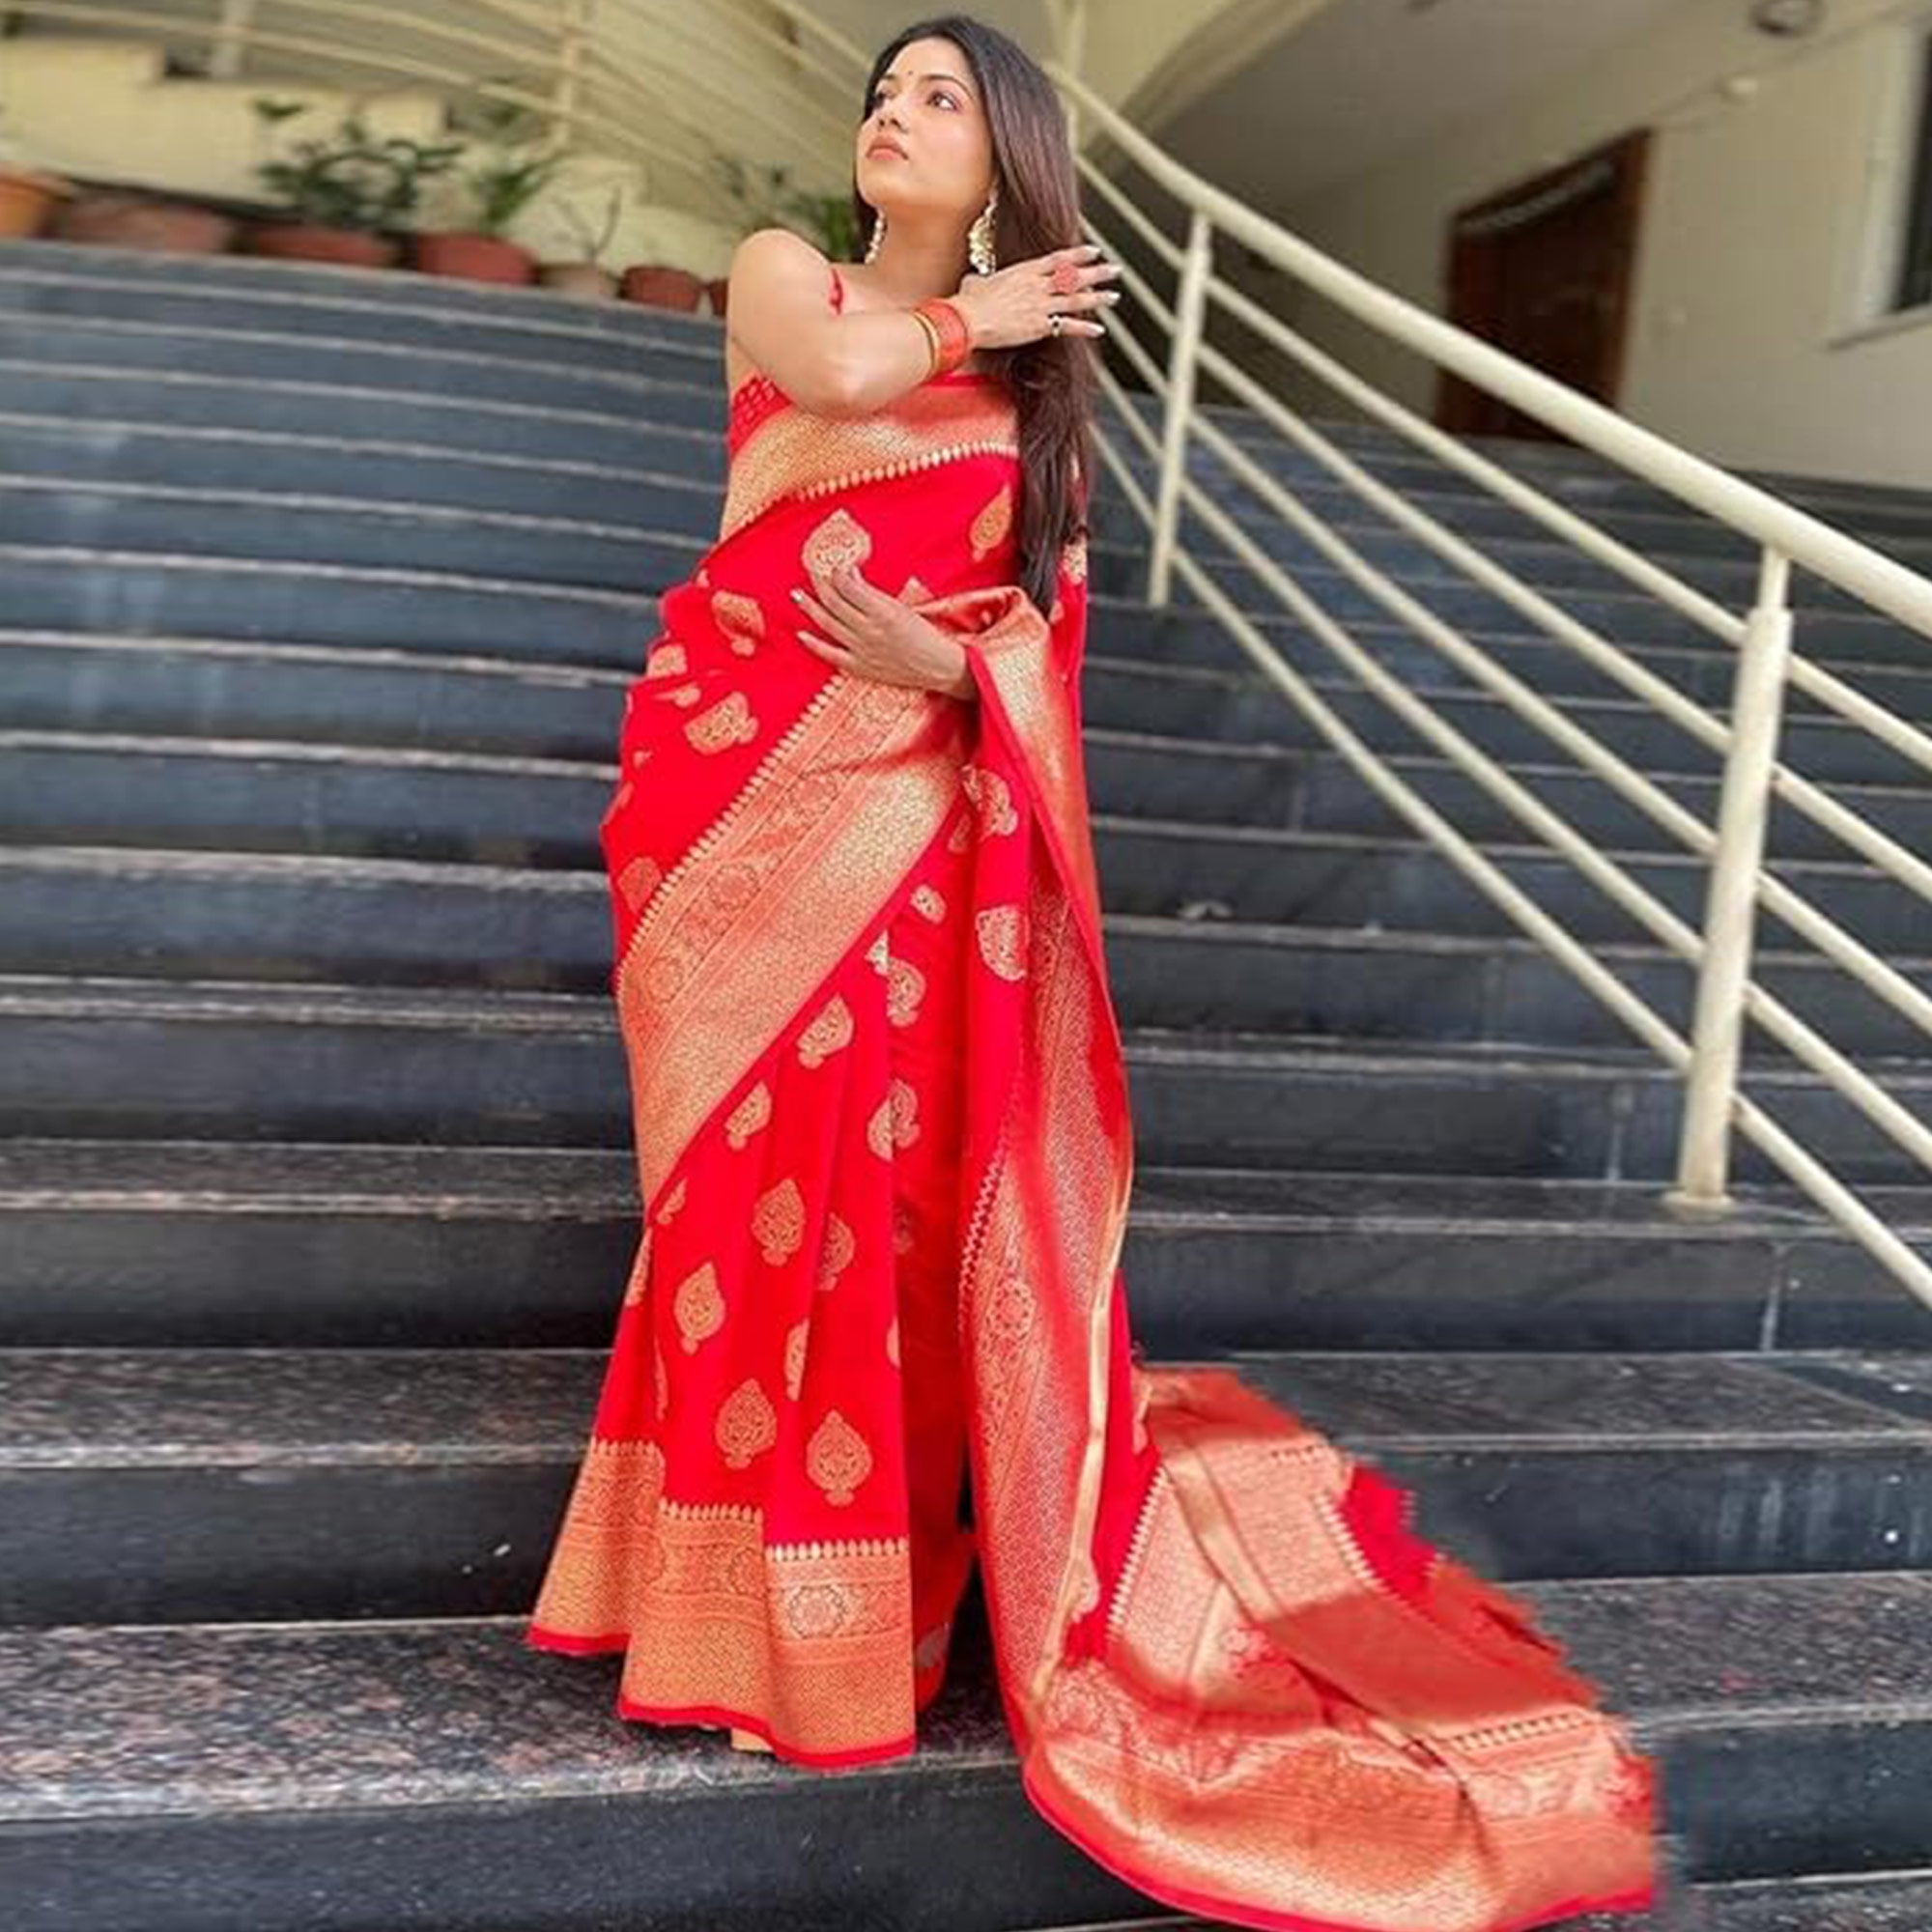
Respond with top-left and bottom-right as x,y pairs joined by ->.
851,14 -> 1095,617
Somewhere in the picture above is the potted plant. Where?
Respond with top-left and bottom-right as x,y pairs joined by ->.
0,106 -> 74,240
52,185 -> 238,254
413,150 -> 560,283
412,97 -> 558,285
537,183 -> 625,300
246,98 -> 465,269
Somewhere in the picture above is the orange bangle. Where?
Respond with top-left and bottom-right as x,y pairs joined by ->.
912,296 -> 972,376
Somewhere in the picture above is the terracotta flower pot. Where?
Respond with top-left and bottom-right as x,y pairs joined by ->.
537,260 -> 619,301
247,222 -> 401,269
0,167 -> 71,240
412,232 -> 536,284
618,263 -> 704,311
53,190 -> 237,254
705,275 -> 729,318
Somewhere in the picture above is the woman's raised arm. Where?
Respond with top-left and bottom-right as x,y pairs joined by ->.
724,228 -> 930,416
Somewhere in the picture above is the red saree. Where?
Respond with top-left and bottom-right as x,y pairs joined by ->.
526,271 -> 1661,1932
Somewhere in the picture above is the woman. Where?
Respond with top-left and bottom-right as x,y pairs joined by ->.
526,16 -> 1662,1929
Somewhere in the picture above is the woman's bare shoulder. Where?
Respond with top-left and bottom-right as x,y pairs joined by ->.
724,229 -> 841,399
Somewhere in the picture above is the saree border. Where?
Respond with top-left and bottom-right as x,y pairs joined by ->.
615,669 -> 969,1208
948,597 -> 1137,1737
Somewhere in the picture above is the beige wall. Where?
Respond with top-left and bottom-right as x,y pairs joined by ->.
1281,0 -> 1932,488
0,7 -> 835,279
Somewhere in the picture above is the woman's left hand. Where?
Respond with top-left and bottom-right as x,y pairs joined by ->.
790,563 -> 976,699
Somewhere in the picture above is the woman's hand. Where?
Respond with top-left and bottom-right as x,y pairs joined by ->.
790,563 -> 977,698
948,242 -> 1122,352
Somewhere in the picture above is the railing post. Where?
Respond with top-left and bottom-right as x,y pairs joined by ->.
1665,545 -> 1796,1214
210,0 -> 257,80
1148,208 -> 1212,608
554,0 -> 594,136
1046,0 -> 1090,146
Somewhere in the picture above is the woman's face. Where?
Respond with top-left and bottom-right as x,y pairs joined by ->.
857,35 -> 993,220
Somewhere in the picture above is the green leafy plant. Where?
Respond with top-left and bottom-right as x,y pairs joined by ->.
707,151 -> 856,260
466,149 -> 565,237
249,99 -> 466,234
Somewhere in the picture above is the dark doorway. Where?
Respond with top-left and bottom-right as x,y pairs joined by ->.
1435,128 -> 1650,442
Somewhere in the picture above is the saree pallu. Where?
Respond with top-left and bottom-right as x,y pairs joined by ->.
525,368 -> 1661,1932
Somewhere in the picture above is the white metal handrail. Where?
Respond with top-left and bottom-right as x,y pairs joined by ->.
1044,59 -> 1932,1303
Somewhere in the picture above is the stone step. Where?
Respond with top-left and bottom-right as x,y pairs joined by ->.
0,404 -> 1786,573
11,634 -> 1928,861
6,1348 -> 1932,1626
0,557 -> 1905,789
0,312 -> 725,434
8,237 -> 1931,561
0,359 -> 729,478
2,847 -> 1926,1061
6,1139 -> 1922,1352
7,528 -> 1926,678
1,979 -> 1925,1189
0,239 -> 720,370
7,462 -> 1928,699
15,406 -> 1932,650
4,731 -> 1922,953
9,1571 -> 1931,1926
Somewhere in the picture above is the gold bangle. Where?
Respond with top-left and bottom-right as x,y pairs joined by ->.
909,308 -> 943,378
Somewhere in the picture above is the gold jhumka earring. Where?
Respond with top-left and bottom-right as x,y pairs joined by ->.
863,186 -> 999,270
966,186 -> 998,272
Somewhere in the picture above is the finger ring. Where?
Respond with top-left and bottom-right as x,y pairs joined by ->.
1049,312 -> 1063,336
1050,259 -> 1082,296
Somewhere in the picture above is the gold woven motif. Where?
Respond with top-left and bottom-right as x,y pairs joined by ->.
885,956 -> 926,1028
711,588 -> 766,656
959,763 -> 1018,837
752,1176 -> 807,1265
724,1080 -> 772,1149
814,1211 -> 856,1290
976,903 -> 1030,980
685,690 -> 759,753
673,1259 -> 724,1353
618,855 -> 664,913
801,506 -> 873,580
717,1376 -> 778,1468
797,992 -> 854,1067
970,482 -> 1015,561
866,1076 -> 921,1156
807,1408 -> 873,1505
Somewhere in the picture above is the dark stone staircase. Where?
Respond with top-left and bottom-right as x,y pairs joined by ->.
5,238 -> 1932,1930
